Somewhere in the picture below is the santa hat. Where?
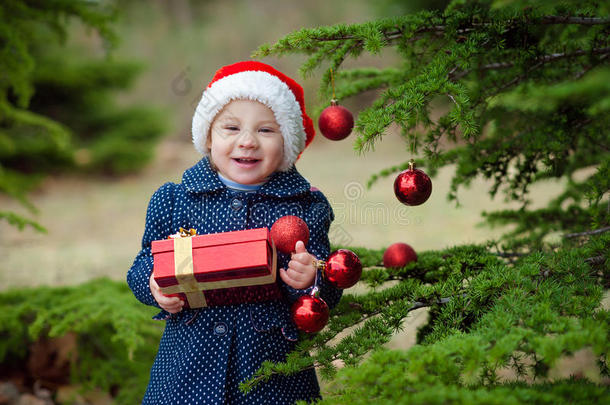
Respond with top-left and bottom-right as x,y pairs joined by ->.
192,61 -> 315,171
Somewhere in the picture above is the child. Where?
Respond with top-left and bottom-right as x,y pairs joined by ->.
127,61 -> 342,404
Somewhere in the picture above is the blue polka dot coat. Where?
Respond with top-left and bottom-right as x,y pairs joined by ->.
127,157 -> 342,404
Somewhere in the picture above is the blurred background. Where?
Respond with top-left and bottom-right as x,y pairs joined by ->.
0,0 -> 564,290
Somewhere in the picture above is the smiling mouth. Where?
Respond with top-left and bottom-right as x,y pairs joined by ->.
233,158 -> 260,163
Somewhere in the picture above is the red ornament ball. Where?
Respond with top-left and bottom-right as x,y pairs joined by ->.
318,102 -> 354,141
324,249 -> 362,289
383,242 -> 417,268
291,294 -> 329,333
394,163 -> 432,206
271,215 -> 310,254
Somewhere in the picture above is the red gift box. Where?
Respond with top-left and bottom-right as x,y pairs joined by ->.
151,227 -> 281,308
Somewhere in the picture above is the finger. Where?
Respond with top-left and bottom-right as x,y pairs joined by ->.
294,240 -> 307,254
280,268 -> 309,289
279,268 -> 294,284
150,282 -> 164,297
163,300 -> 181,308
152,285 -> 164,297
165,303 -> 184,314
163,302 -> 184,314
165,300 -> 185,312
288,267 -> 315,287
150,278 -> 179,302
281,267 -> 307,286
150,284 -> 163,300
291,251 -> 312,264
149,273 -> 159,288
156,293 -> 181,306
163,302 -> 182,312
166,296 -> 183,305
287,270 -> 306,285
288,259 -> 310,274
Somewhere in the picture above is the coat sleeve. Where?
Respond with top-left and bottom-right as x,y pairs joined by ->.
127,182 -> 175,308
282,190 -> 343,309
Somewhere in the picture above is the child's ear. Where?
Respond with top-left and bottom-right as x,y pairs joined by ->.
205,133 -> 212,152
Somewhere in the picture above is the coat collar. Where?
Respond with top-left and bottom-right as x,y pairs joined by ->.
182,157 -> 311,198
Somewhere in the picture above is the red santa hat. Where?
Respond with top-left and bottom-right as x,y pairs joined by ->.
192,61 -> 315,171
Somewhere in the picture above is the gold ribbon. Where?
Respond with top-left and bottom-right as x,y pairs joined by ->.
173,236 -> 207,308
161,237 -> 277,308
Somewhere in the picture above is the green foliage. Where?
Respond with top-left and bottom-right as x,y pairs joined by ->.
253,0 -> 610,247
0,0 -> 167,232
0,278 -> 161,405
1,237 -> 607,402
0,210 -> 46,233
21,51 -> 167,174
0,0 -> 118,111
323,369 -> 609,404
250,5 -> 610,400
242,233 -> 610,403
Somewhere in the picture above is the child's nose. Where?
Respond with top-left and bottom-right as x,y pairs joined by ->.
238,129 -> 258,148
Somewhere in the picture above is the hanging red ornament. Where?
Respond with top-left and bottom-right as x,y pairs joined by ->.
383,242 -> 417,268
315,249 -> 362,289
394,160 -> 432,206
270,215 -> 310,254
291,288 -> 330,333
318,68 -> 354,141
318,100 -> 354,141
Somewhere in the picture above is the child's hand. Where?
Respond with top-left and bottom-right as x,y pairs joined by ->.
279,240 -> 317,289
149,273 -> 184,313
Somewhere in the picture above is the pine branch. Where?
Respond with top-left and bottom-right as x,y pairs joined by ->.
540,16 -> 610,25
450,47 -> 610,81
281,15 -> 610,49
486,60 -> 545,96
246,294 -> 458,389
0,211 -> 46,233
584,255 -> 606,265
311,15 -> 610,44
575,53 -> 609,80
314,26 -> 450,43
565,226 -> 610,238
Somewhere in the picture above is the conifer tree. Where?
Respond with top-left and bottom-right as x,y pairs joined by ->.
240,0 -> 610,402
0,0 -> 165,232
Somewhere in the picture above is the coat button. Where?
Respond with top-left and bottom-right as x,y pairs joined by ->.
231,198 -> 243,210
213,322 -> 228,336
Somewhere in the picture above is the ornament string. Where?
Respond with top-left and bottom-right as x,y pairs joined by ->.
330,68 -> 336,99
312,260 -> 321,297
330,67 -> 337,104
408,138 -> 416,170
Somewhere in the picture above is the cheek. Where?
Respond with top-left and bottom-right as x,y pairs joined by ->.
208,134 -> 232,156
263,144 -> 283,168
267,137 -> 284,160
274,145 -> 284,162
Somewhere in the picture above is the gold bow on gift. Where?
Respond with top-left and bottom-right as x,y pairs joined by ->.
167,227 -> 197,239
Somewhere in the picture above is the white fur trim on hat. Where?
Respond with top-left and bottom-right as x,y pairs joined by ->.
192,70 -> 306,171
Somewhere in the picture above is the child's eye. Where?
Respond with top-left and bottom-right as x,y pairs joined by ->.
259,127 -> 276,133
224,126 -> 239,131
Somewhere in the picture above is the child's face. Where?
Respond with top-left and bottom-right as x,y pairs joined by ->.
207,99 -> 284,185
